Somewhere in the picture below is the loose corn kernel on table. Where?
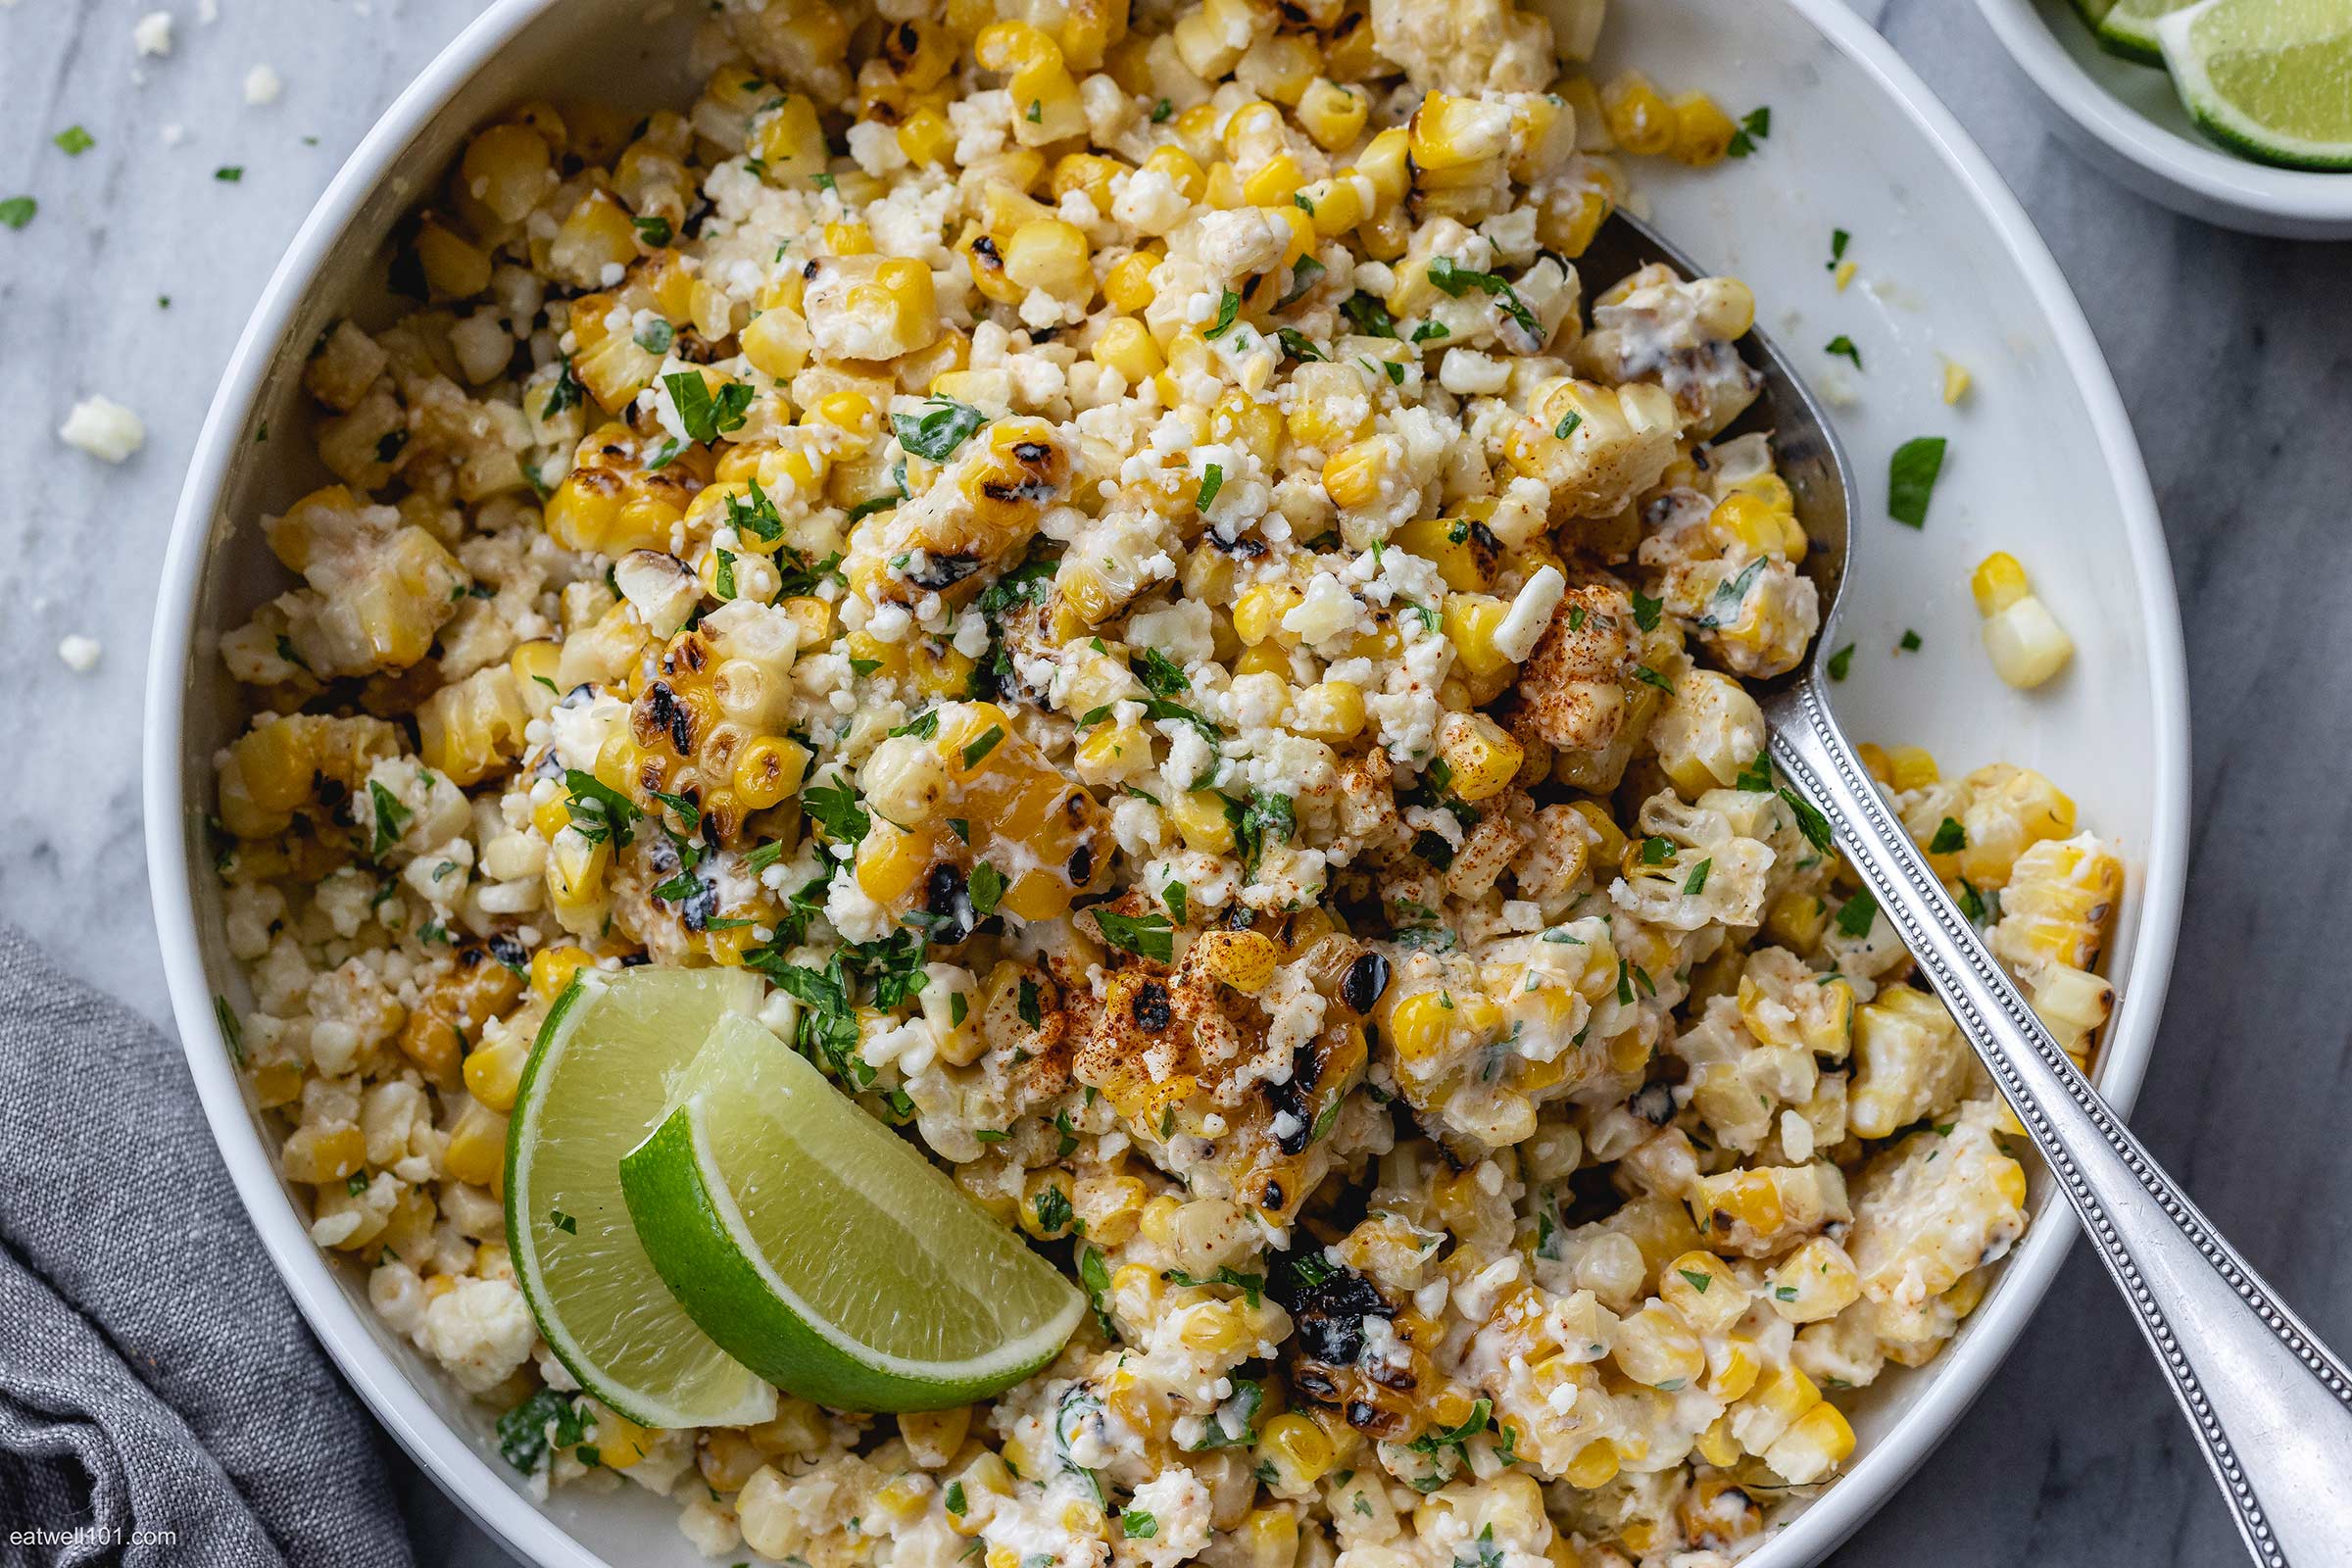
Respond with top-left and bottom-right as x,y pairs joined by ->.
0,3 -> 2342,1568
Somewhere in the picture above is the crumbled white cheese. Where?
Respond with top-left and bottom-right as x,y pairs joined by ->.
161,122 -> 186,145
133,10 -> 174,56
57,636 -> 102,672
243,64 -> 281,105
58,396 -> 147,463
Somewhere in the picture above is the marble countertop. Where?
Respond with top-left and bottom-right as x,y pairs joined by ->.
3,0 -> 2344,1562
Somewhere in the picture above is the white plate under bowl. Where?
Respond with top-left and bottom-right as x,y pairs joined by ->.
143,0 -> 2189,1562
1973,0 -> 2352,238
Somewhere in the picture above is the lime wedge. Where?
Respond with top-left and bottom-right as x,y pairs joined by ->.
506,967 -> 778,1429
2160,0 -> 2352,170
2088,0 -> 2197,67
618,1012 -> 1084,1411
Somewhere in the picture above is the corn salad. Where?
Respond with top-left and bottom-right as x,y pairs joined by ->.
208,0 -> 2124,1561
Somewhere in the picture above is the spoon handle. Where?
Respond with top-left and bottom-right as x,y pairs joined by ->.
1765,675 -> 2352,1567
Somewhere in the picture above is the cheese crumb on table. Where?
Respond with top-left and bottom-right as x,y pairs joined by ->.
57,636 -> 102,673
243,65 -> 281,105
58,397 -> 147,463
132,10 -> 174,56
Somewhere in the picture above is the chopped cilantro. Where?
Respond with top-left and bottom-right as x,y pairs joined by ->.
1888,436 -> 1947,527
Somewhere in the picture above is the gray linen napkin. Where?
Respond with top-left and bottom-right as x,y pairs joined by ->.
0,926 -> 416,1568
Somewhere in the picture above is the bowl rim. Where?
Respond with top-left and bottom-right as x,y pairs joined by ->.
140,0 -> 2190,1564
1972,0 -> 2352,225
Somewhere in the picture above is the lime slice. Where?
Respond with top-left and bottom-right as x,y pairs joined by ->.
618,1012 -> 1084,1411
2160,0 -> 2352,170
506,967 -> 779,1429
2088,0 -> 2197,67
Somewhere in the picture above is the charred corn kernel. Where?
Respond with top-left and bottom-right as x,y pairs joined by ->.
733,734 -> 811,808
1323,438 -> 1389,509
461,1032 -> 530,1113
1004,219 -> 1093,302
1971,552 -> 2032,615
1298,79 -> 1369,151
1438,711 -> 1524,802
1169,790 -> 1235,854
1886,745 -> 1940,791
1092,316 -> 1164,382
1942,358 -> 1973,404
444,1102 -> 509,1190
1196,929 -> 1280,993
1289,679 -> 1365,741
1600,71 -> 1676,157
1564,1439 -> 1620,1489
1103,249 -> 1159,312
1668,92 -> 1739,166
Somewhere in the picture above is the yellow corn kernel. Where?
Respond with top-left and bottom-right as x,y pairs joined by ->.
1765,1400 -> 1855,1485
1289,679 -> 1365,742
1169,790 -> 1235,854
1298,79 -> 1369,151
1178,1300 -> 1250,1352
414,218 -> 493,301
900,1406 -> 971,1470
1233,582 -> 1306,648
1563,1439 -> 1620,1489
1240,1508 -> 1298,1568
1004,219 -> 1093,303
589,1405 -> 656,1470
1256,1411 -> 1336,1486
462,1031 -> 531,1113
1441,594 -> 1511,679
1600,71 -> 1676,157
1438,712 -> 1524,803
1140,145 -> 1207,203
1196,929 -> 1280,993
281,1123 -> 366,1185
1942,358 -> 1973,405
1322,438 -> 1389,510
1353,126 -> 1411,209
1886,745 -> 1940,792
1971,552 -> 2032,616
1102,249 -> 1159,313
1242,155 -> 1305,208
1668,92 -> 1738,166
898,107 -> 956,166
1392,515 -> 1493,592
1695,1414 -> 1741,1468
734,734 -> 811,809
1092,316 -> 1164,383
444,1102 -> 509,1191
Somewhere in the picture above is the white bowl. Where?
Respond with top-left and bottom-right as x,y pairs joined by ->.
1973,0 -> 2352,237
143,0 -> 2189,1562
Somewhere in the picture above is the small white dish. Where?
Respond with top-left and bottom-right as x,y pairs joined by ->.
143,0 -> 2190,1563
1973,0 -> 2352,237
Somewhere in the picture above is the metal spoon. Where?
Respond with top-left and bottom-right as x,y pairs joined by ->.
1583,211 -> 2352,1566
